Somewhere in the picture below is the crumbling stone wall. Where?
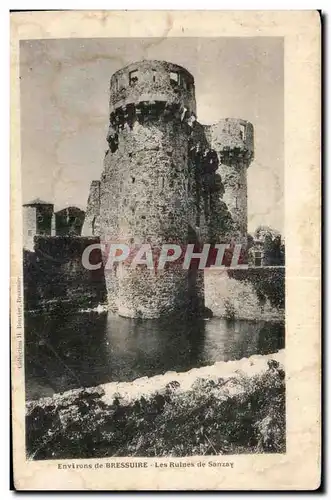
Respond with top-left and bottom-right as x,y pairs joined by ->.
55,207 -> 85,236
208,119 -> 254,242
81,180 -> 101,236
189,122 -> 234,244
23,236 -> 107,313
205,267 -> 285,322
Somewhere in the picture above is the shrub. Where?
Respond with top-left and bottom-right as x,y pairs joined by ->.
26,360 -> 285,459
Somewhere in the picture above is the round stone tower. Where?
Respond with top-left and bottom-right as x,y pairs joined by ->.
208,118 -> 254,242
99,60 -> 200,318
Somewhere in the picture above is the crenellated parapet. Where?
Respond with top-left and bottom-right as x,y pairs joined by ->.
106,61 -> 197,154
109,60 -> 196,115
208,118 -> 254,165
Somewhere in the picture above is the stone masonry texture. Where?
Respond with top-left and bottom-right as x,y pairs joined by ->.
82,60 -> 255,319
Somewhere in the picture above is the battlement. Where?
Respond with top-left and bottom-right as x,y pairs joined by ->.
109,101 -> 191,132
109,60 -> 196,117
207,119 -> 254,165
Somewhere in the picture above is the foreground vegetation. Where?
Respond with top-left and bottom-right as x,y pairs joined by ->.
26,358 -> 285,459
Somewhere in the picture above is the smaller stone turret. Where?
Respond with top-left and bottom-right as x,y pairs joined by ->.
207,118 -> 254,242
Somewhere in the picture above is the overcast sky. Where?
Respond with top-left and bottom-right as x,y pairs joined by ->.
20,37 -> 283,233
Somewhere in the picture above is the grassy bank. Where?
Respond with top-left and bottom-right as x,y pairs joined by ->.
26,354 -> 285,459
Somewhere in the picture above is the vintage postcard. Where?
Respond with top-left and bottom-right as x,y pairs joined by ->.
10,10 -> 321,491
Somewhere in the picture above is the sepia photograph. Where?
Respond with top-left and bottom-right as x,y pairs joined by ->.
11,10 -> 320,491
21,35 -> 286,460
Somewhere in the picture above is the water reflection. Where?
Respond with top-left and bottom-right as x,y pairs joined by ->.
25,311 -> 284,400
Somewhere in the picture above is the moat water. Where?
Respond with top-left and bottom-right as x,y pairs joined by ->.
25,311 -> 285,400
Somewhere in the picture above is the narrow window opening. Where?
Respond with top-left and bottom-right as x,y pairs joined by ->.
254,251 -> 262,267
131,176 -> 135,184
152,70 -> 156,82
239,124 -> 246,141
129,70 -> 138,85
170,71 -> 179,84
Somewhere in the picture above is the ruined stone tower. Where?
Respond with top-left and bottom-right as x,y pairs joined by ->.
207,119 -> 254,242
98,60 -> 205,318
83,60 -> 254,319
